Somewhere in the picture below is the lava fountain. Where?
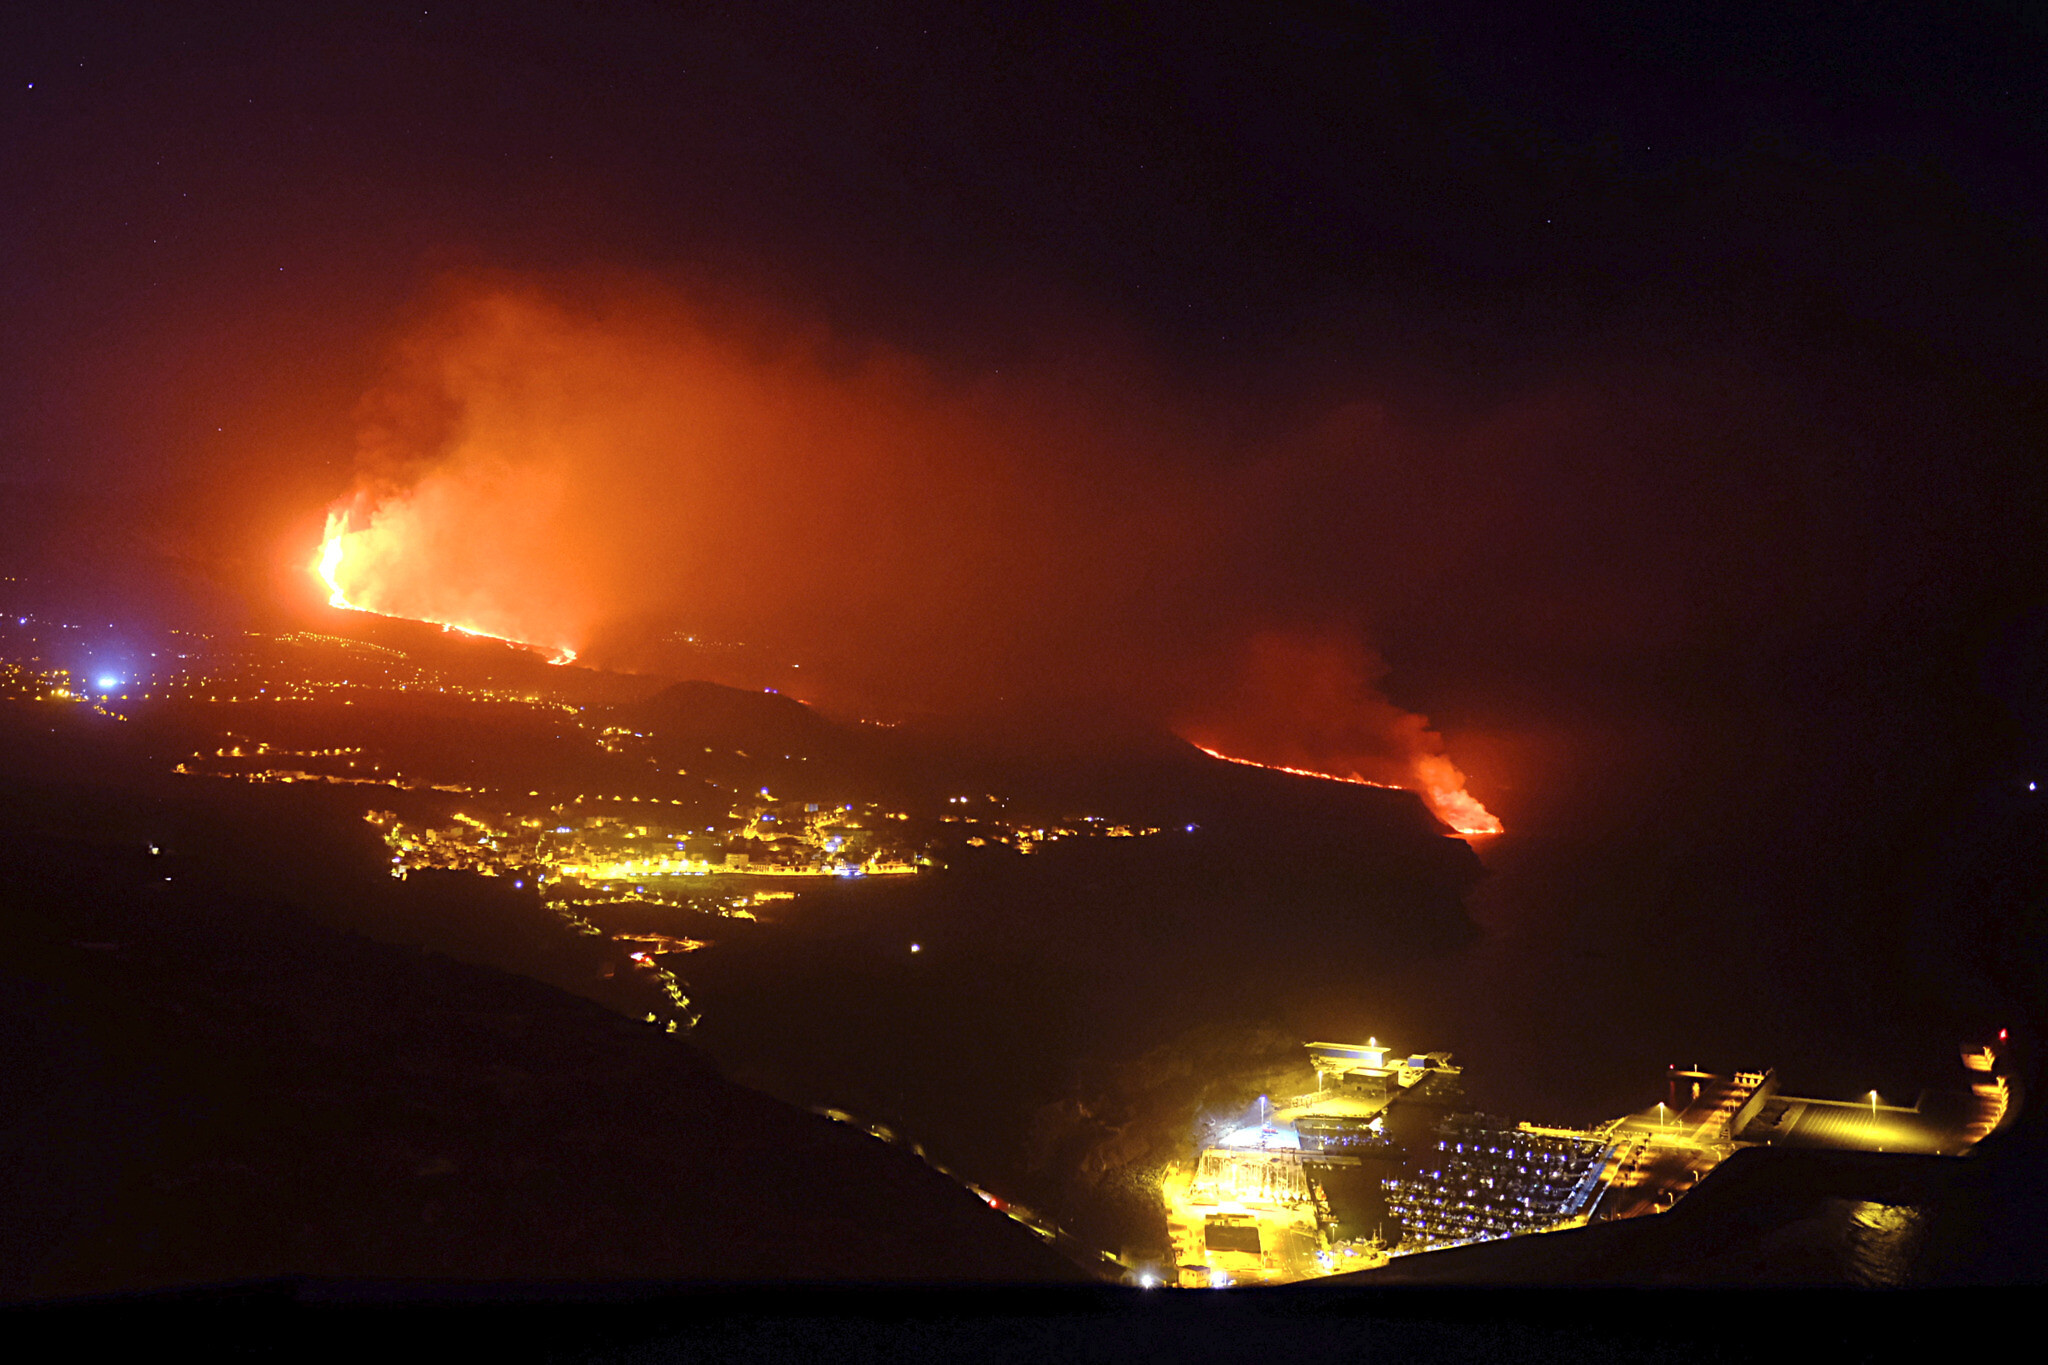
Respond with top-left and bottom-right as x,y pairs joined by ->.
313,508 -> 579,665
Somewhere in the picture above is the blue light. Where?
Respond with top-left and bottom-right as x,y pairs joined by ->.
96,674 -> 119,690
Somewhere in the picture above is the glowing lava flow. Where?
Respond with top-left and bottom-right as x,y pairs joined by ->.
1191,743 -> 1504,837
1192,744 -> 1404,791
313,514 -> 579,665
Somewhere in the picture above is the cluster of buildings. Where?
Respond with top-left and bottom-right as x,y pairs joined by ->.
364,788 -> 1175,895
372,795 -> 928,888
1158,1030 -> 2021,1288
1163,1037 -> 1489,1287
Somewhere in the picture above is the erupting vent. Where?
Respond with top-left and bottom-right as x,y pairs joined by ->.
314,511 -> 580,666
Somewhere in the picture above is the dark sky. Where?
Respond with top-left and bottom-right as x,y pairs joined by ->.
5,3 -> 2044,859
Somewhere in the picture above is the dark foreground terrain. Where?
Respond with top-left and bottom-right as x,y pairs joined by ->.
0,751 -> 1088,1295
4,707 -> 2046,1358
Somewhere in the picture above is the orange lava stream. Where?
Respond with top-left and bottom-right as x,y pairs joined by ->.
313,515 -> 579,666
1191,743 -> 1504,837
1192,744 -> 1404,790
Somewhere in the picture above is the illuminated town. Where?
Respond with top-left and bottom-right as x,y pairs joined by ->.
1,605 -> 1171,1045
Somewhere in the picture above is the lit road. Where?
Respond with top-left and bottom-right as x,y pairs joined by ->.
1591,1074 -> 1757,1221
1593,1126 -> 1714,1221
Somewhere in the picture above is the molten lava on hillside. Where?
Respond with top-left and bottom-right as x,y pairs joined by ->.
1191,744 -> 1503,838
314,509 -> 580,665
1178,631 -> 1504,838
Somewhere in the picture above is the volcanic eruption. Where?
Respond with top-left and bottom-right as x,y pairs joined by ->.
306,277 -> 1502,834
316,505 -> 580,664
1178,631 -> 1503,837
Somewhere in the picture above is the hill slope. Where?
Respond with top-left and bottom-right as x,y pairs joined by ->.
0,755 -> 1089,1297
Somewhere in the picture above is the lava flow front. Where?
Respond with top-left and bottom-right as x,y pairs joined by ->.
313,511 -> 579,665
1192,744 -> 1504,837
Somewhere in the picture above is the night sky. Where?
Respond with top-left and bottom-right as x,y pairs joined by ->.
6,4 -> 2045,1064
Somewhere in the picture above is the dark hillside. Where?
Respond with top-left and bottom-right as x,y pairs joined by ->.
0,730 -> 1089,1296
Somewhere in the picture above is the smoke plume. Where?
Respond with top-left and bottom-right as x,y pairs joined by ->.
315,273 -> 1501,829
1175,630 -> 1502,834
